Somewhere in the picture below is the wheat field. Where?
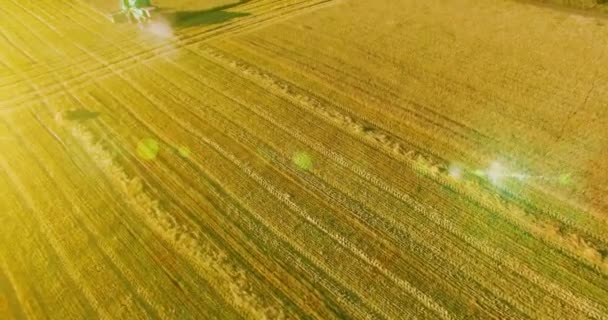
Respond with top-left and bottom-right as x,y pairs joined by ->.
1,0 -> 608,319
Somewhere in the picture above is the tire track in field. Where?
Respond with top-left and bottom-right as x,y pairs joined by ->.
0,6 -> 79,112
82,108 -> 384,320
97,57 -> 454,317
29,110 -> 231,320
0,121 -> 122,320
14,5 -> 380,316
0,0 -> 310,102
0,0 -> 333,100
0,18 -> 191,319
75,80 -> 386,318
58,117 -> 287,319
27,7 -> 454,318
249,106 -> 608,320
138,56 -> 545,318
0,26 -> 37,66
1,0 -> 285,76
192,44 -> 608,272
87,68 -> 421,319
155,44 -> 607,316
0,174 -> 70,319
144,44 -> 608,316
140,62 -> 538,318
14,113 -> 172,319
0,0 -> 288,92
238,27 -> 494,141
0,15 -> 191,319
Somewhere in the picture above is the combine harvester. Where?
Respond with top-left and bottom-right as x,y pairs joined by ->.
110,0 -> 157,23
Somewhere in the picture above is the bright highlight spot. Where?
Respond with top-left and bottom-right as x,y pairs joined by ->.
293,151 -> 313,171
177,146 -> 191,158
145,20 -> 173,39
137,138 -> 159,160
559,173 -> 572,185
486,161 -> 506,185
473,169 -> 485,177
448,164 -> 462,179
512,173 -> 528,182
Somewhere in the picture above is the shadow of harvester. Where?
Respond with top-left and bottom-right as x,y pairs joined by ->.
163,0 -> 252,28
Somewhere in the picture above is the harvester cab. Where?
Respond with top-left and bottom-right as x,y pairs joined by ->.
110,0 -> 156,24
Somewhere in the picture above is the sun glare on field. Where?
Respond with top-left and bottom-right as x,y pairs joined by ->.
137,138 -> 160,160
448,164 -> 463,179
559,173 -> 572,185
467,160 -> 531,187
177,145 -> 191,158
486,161 -> 506,185
5,0 -> 608,318
293,151 -> 313,171
136,16 -> 176,51
144,19 -> 174,39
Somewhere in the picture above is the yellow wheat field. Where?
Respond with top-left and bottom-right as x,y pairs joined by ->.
1,0 -> 608,318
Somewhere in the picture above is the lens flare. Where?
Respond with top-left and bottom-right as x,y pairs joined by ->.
137,138 -> 159,160
448,164 -> 463,179
486,161 -> 505,185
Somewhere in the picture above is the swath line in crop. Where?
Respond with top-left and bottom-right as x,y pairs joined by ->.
29,111 -> 228,319
0,23 -> 192,319
6,112 -> 179,318
91,59 -> 453,319
194,44 -> 608,274
0,120 -> 121,320
75,83 -> 386,319
219,32 -> 608,237
0,178 -> 67,319
157,53 -> 600,318
157,47 -> 607,316
138,56 -> 538,318
159,52 -> 603,318
86,112 -> 381,319
248,105 -> 608,320
0,18 -> 205,318
227,36 -> 489,162
45,9 -> 456,314
59,118 -> 286,319
0,0 -> 331,99
88,65 -> 414,318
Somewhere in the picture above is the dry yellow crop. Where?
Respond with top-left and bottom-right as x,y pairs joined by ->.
1,0 -> 608,319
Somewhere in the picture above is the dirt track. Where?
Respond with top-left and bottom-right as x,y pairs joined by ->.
1,0 -> 608,318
